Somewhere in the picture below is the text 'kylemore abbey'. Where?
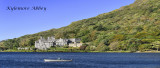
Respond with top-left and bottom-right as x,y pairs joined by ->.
7,6 -> 47,11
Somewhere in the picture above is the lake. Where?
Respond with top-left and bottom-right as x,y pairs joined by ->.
0,52 -> 160,68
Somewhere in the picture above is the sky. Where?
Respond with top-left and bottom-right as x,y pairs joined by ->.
0,0 -> 135,41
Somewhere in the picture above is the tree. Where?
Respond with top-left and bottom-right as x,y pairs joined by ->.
79,46 -> 87,50
111,34 -> 125,42
96,42 -> 109,51
89,30 -> 97,41
152,41 -> 160,51
94,24 -> 106,31
118,41 -> 128,51
81,35 -> 90,43
127,38 -> 141,52
79,43 -> 88,50
109,41 -> 119,51
0,46 -> 8,51
3,39 -> 14,49
85,45 -> 96,51
138,44 -> 152,52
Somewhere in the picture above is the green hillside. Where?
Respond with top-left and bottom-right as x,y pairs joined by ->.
1,0 -> 160,52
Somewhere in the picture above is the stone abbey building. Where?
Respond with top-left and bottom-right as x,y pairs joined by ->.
35,36 -> 82,50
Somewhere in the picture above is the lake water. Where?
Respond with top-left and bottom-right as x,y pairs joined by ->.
0,52 -> 160,68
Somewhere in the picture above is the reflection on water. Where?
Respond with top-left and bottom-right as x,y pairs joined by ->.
0,52 -> 160,68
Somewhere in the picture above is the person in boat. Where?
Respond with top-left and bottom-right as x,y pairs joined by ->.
57,57 -> 61,60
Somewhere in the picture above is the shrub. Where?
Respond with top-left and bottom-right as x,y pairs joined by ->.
138,44 -> 152,52
109,41 -> 119,51
79,46 -> 87,50
79,43 -> 88,50
0,46 -> 8,51
85,46 -> 96,51
96,42 -> 109,52
63,45 -> 69,48
129,44 -> 138,52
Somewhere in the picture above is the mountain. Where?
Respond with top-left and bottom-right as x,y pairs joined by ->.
1,0 -> 160,52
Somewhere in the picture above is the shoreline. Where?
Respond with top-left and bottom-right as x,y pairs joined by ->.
1,50 -> 160,53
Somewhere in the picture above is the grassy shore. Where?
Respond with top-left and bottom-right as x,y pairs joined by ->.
2,49 -> 160,53
1,47 -> 160,53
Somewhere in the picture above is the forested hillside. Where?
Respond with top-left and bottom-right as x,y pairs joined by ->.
1,0 -> 160,52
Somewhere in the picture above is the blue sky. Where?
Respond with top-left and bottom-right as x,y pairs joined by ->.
0,0 -> 135,41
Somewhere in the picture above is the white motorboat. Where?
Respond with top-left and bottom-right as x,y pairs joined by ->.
44,58 -> 72,62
